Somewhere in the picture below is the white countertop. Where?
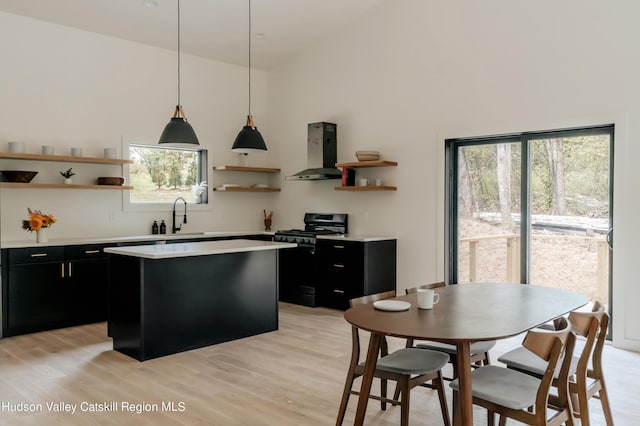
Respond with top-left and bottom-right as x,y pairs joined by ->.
104,239 -> 297,259
0,230 -> 274,249
318,234 -> 396,242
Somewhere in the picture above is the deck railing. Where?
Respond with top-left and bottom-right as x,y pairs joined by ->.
459,234 -> 609,303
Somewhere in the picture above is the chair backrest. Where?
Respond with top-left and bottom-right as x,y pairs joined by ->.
348,291 -> 397,363
405,281 -> 446,294
568,300 -> 608,381
522,316 -> 575,416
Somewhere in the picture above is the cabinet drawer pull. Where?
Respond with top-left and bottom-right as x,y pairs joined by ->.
84,250 -> 100,254
61,263 -> 65,278
333,263 -> 345,268
333,245 -> 345,249
333,289 -> 345,294
68,262 -> 72,277
30,253 -> 48,258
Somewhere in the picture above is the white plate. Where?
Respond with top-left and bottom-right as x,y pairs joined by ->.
373,300 -> 411,312
222,183 -> 240,187
252,183 -> 270,188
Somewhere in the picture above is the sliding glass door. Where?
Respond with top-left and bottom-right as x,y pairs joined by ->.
445,125 -> 613,307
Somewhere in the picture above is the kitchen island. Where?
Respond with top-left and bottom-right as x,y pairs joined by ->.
105,239 -> 296,361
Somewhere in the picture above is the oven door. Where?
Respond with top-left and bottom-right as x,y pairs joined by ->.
278,246 -> 318,307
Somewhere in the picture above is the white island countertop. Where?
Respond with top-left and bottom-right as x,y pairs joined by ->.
104,239 -> 296,260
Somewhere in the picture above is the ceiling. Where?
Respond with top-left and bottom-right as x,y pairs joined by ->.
0,0 -> 385,70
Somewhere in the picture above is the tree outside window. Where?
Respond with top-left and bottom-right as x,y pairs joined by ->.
129,144 -> 207,204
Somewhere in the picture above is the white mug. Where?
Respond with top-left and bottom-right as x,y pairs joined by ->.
8,141 -> 25,153
104,148 -> 117,159
359,178 -> 369,186
71,147 -> 83,157
375,178 -> 383,186
417,288 -> 440,309
42,145 -> 54,155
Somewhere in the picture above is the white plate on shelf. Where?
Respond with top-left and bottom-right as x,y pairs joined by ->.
222,183 -> 241,188
373,300 -> 411,312
252,183 -> 270,188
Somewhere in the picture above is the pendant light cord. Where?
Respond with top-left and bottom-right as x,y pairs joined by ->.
247,0 -> 252,117
177,0 -> 181,108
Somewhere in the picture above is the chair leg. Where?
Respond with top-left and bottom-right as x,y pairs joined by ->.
400,377 -> 410,426
598,380 -> 614,426
392,381 -> 401,405
434,371 -> 451,426
483,351 -> 491,366
336,373 -> 356,426
576,379 -> 590,426
381,378 -> 387,411
452,389 -> 460,426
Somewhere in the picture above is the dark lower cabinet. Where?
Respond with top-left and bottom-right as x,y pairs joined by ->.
66,244 -> 111,325
1,244 -> 112,337
316,239 -> 397,310
2,236 -> 271,337
7,250 -> 66,330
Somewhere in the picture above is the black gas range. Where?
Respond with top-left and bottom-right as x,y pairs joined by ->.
274,213 -> 348,251
276,213 -> 348,307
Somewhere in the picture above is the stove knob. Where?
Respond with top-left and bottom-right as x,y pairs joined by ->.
288,237 -> 296,243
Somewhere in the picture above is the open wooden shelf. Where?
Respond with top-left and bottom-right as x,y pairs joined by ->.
212,165 -> 281,192
335,159 -> 397,191
0,182 -> 133,190
213,165 -> 281,173
334,185 -> 397,191
336,160 -> 397,168
0,151 -> 132,165
213,186 -> 280,192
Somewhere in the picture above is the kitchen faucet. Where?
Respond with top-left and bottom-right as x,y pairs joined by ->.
172,197 -> 187,233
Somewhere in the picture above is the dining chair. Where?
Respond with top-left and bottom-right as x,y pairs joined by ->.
450,316 -> 576,426
405,282 -> 496,379
498,301 -> 613,426
336,290 -> 451,426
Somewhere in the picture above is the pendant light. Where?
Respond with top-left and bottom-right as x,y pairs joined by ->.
232,0 -> 267,153
159,0 -> 199,145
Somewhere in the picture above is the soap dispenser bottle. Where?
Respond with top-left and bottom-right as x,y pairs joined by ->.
152,220 -> 159,235
159,220 -> 167,234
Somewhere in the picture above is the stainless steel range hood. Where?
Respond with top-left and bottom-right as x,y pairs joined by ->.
286,122 -> 342,180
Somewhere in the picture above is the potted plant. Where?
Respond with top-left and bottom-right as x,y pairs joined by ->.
191,181 -> 208,203
60,168 -> 76,184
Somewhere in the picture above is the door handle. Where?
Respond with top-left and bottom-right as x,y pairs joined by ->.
61,263 -> 65,278
68,262 -> 72,277
84,250 -> 100,254
30,253 -> 48,258
333,245 -> 345,249
333,264 -> 345,268
606,228 -> 613,250
333,289 -> 345,294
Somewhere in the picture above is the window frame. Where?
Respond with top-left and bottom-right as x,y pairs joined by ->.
122,137 -> 211,213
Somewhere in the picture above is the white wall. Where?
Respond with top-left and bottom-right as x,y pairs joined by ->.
268,0 -> 640,350
2,1 -> 639,351
0,11 -> 275,240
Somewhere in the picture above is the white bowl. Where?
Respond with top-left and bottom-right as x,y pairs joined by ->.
356,150 -> 380,161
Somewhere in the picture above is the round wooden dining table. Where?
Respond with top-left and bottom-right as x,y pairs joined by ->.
343,282 -> 589,426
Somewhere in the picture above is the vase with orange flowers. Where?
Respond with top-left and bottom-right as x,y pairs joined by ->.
22,208 -> 56,243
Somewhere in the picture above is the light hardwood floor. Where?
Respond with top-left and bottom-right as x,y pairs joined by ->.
0,302 -> 638,425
